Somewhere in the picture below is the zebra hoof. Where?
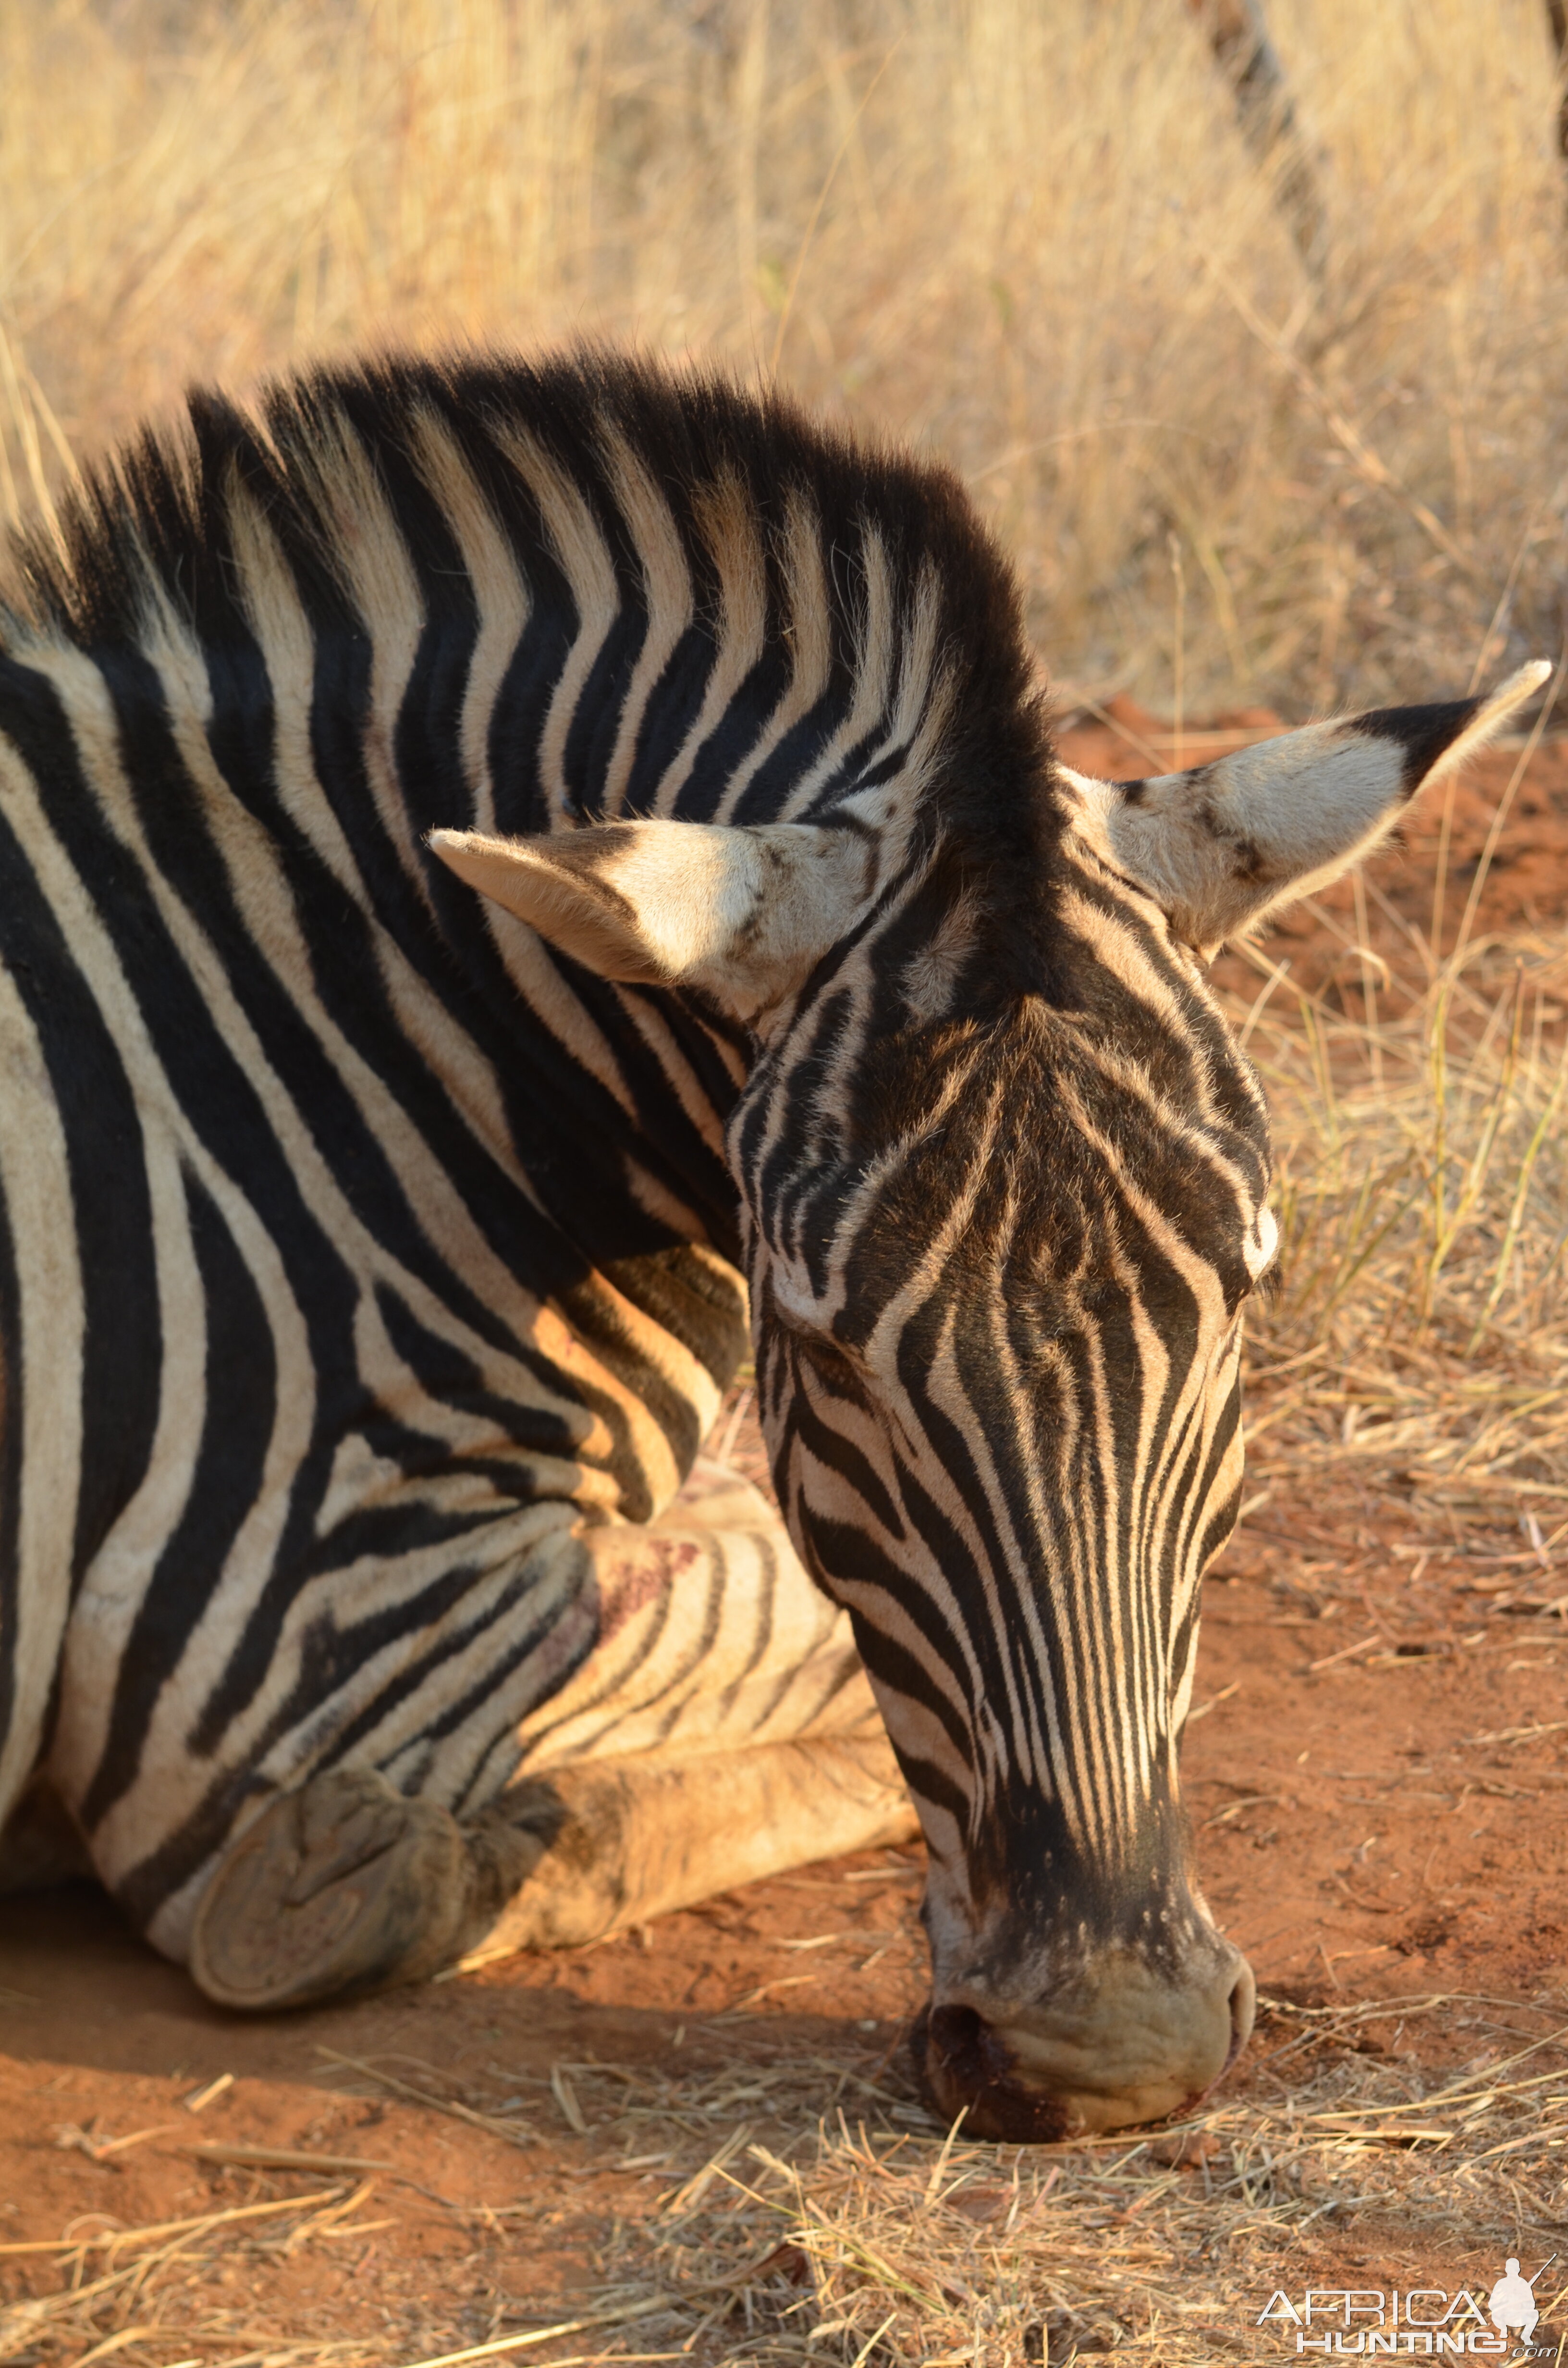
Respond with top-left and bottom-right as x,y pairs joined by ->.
189,1766 -> 472,2011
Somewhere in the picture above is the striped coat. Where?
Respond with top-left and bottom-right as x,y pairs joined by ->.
0,353 -> 1010,1955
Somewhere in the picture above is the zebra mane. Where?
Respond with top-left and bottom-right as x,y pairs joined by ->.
4,348 -> 1057,883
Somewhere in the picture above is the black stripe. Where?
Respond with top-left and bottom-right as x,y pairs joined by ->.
0,669 -> 162,1588
0,1093 -> 24,1757
81,1166 -> 278,1831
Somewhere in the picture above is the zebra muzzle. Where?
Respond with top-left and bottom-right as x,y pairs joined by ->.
913,1943 -> 1256,2141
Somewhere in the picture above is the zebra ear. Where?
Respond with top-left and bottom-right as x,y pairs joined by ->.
427,818 -> 876,1017
1084,661 -> 1550,950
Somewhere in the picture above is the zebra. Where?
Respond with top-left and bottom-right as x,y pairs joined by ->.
0,348 -> 1542,2139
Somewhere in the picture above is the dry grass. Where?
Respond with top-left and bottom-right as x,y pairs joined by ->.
6,2002 -> 1568,2367
3,0 -> 1568,711
1222,817 -> 1568,1568
611,2004 -> 1568,2366
0,2183 -> 399,2366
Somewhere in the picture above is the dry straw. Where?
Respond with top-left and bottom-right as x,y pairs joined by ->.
6,2008 -> 1568,2365
1223,828 -> 1568,1564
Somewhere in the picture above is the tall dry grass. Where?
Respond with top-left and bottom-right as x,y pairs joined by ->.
2,0 -> 1567,711
1214,691 -> 1568,1548
1226,917 -> 1568,1555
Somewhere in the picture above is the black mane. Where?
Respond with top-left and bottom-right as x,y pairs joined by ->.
7,349 -> 1053,850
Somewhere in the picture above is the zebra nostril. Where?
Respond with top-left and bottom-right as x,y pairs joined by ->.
915,2001 -> 1080,2143
920,2001 -> 990,2094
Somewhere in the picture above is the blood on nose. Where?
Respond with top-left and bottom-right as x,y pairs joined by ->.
913,2003 -> 1081,2143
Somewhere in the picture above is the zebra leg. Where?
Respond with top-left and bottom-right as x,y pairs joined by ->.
188,1729 -> 911,2010
463,1727 -> 914,1955
504,1456 -> 891,1769
189,1461 -> 914,2009
468,1454 -> 917,1948
188,1764 -> 550,2010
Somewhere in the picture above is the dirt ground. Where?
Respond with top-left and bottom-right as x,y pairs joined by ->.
2,712 -> 1566,2366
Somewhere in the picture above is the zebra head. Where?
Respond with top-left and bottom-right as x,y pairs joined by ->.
432,657 -> 1544,2140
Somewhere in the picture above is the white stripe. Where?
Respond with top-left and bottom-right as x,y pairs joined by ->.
649,469 -> 768,816
494,421 -> 620,830
0,924 -> 83,1829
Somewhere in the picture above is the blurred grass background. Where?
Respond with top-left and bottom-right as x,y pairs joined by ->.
1,0 -> 1566,714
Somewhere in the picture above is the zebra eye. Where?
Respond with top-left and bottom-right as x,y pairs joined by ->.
766,1306 -> 868,1381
